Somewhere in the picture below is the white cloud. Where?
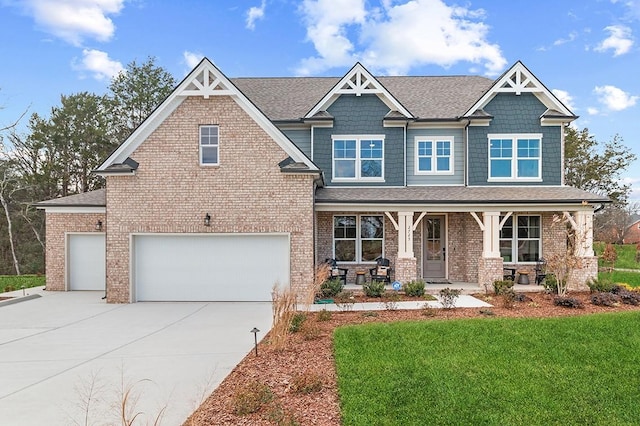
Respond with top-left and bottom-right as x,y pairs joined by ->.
553,31 -> 578,46
595,25 -> 634,56
73,49 -> 123,80
246,0 -> 266,30
19,0 -> 124,46
296,0 -> 506,76
552,89 -> 575,111
594,85 -> 638,111
183,51 -> 204,69
587,107 -> 599,115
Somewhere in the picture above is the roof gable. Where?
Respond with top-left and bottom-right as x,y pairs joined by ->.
464,61 -> 575,119
305,63 -> 413,119
97,58 -> 318,172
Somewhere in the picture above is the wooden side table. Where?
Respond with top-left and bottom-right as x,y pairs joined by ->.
355,271 -> 366,285
517,271 -> 530,285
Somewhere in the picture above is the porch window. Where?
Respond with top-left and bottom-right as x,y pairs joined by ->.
488,133 -> 541,181
332,136 -> 384,181
200,125 -> 219,165
499,215 -> 541,262
415,137 -> 453,174
333,215 -> 384,262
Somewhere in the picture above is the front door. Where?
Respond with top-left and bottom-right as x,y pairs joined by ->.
423,216 -> 446,279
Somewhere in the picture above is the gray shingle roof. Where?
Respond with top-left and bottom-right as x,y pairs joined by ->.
36,188 -> 106,207
315,186 -> 610,205
232,75 -> 493,121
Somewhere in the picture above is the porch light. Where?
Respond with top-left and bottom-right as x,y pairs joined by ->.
95,220 -> 103,231
204,213 -> 211,226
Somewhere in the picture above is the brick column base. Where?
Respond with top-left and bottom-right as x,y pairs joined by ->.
395,257 -> 417,283
478,257 -> 503,291
568,256 -> 598,291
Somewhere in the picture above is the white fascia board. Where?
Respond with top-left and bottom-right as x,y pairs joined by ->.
314,202 -> 596,213
38,206 -> 106,214
463,61 -> 574,118
306,62 -> 413,119
99,58 -> 318,172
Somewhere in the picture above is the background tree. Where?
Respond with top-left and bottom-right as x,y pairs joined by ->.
107,57 -> 176,143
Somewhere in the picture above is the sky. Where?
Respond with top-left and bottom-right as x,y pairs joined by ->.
0,0 -> 639,199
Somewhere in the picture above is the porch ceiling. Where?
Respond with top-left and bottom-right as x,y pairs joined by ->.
314,186 -> 610,212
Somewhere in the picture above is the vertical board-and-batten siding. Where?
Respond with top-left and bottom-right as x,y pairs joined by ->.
406,128 -> 465,185
313,94 -> 405,186
467,93 -> 562,186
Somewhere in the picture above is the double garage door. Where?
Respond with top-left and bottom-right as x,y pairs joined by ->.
68,233 -> 289,302
132,234 -> 290,302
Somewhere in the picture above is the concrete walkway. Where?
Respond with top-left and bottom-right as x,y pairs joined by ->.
308,294 -> 492,312
0,287 -> 272,426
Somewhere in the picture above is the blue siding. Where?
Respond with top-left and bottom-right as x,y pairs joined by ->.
468,93 -> 562,186
313,95 -> 404,186
407,128 -> 464,185
281,129 -> 311,158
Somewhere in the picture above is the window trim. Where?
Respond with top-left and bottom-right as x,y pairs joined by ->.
414,136 -> 454,175
499,214 -> 542,264
333,214 -> 385,263
331,135 -> 385,182
199,125 -> 220,166
487,133 -> 542,182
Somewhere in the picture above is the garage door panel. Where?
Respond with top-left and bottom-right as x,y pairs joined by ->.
134,234 -> 289,302
68,234 -> 105,291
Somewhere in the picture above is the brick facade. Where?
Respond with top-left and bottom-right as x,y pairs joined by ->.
45,212 -> 105,291
104,96 -> 316,302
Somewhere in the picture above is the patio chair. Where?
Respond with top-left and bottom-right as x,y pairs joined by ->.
535,258 -> 547,285
503,267 -> 516,281
369,257 -> 392,283
325,258 -> 348,286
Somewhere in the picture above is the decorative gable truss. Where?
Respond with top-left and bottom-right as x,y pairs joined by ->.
96,58 -> 318,174
305,63 -> 413,125
463,61 -> 576,127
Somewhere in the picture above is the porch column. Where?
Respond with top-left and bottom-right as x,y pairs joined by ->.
385,211 -> 418,283
566,210 -> 597,291
470,211 -> 504,289
574,210 -> 594,257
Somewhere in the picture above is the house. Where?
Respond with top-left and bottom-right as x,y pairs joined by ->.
624,219 -> 640,245
36,58 -> 609,303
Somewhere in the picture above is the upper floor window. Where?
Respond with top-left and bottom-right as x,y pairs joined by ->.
488,133 -> 542,181
200,125 -> 219,165
415,137 -> 453,174
333,135 -> 384,181
499,215 -> 541,263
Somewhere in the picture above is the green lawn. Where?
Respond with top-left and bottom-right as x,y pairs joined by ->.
594,243 -> 639,270
0,275 -> 45,293
335,313 -> 640,425
599,270 -> 640,287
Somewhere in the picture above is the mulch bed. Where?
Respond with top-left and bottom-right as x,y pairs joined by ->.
184,291 -> 640,425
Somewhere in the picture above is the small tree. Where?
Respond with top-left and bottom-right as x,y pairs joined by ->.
545,214 -> 588,296
601,243 -> 618,273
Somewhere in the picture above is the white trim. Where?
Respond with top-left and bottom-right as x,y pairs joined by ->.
464,61 -> 574,118
407,122 -> 466,129
98,58 -> 318,172
332,214 -> 385,263
499,214 -> 542,263
331,135 -> 385,182
487,133 -> 542,182
39,206 -> 106,214
199,124 -> 220,166
414,136 -> 455,175
306,63 -> 413,119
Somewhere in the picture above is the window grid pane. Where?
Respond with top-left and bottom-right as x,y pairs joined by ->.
200,125 -> 219,164
499,215 -> 541,263
334,215 -> 384,262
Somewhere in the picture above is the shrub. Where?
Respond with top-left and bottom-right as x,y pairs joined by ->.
403,280 -> 426,297
601,243 -> 618,271
587,277 -> 615,293
421,304 -> 437,317
501,288 -> 517,309
334,290 -> 355,311
542,274 -> 559,294
289,372 -> 323,395
289,313 -> 307,333
319,278 -> 343,298
264,402 -> 300,426
363,280 -> 386,298
439,287 -> 461,309
553,296 -> 584,309
514,293 -> 533,303
301,323 -> 321,341
493,279 -> 514,295
591,292 -> 621,307
383,292 -> 401,310
316,309 -> 332,322
614,288 -> 640,305
232,381 -> 274,415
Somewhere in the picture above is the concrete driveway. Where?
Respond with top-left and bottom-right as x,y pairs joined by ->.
0,288 -> 272,425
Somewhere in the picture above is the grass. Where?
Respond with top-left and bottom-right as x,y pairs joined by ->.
594,243 -> 639,270
0,275 -> 45,293
335,312 -> 640,425
598,270 -> 640,287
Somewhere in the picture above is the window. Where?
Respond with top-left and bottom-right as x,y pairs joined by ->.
200,125 -> 219,165
332,136 -> 384,180
416,137 -> 453,174
334,215 -> 384,262
499,215 -> 541,262
488,133 -> 541,180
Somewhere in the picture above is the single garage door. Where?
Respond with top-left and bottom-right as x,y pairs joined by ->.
133,234 -> 289,302
68,233 -> 106,291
